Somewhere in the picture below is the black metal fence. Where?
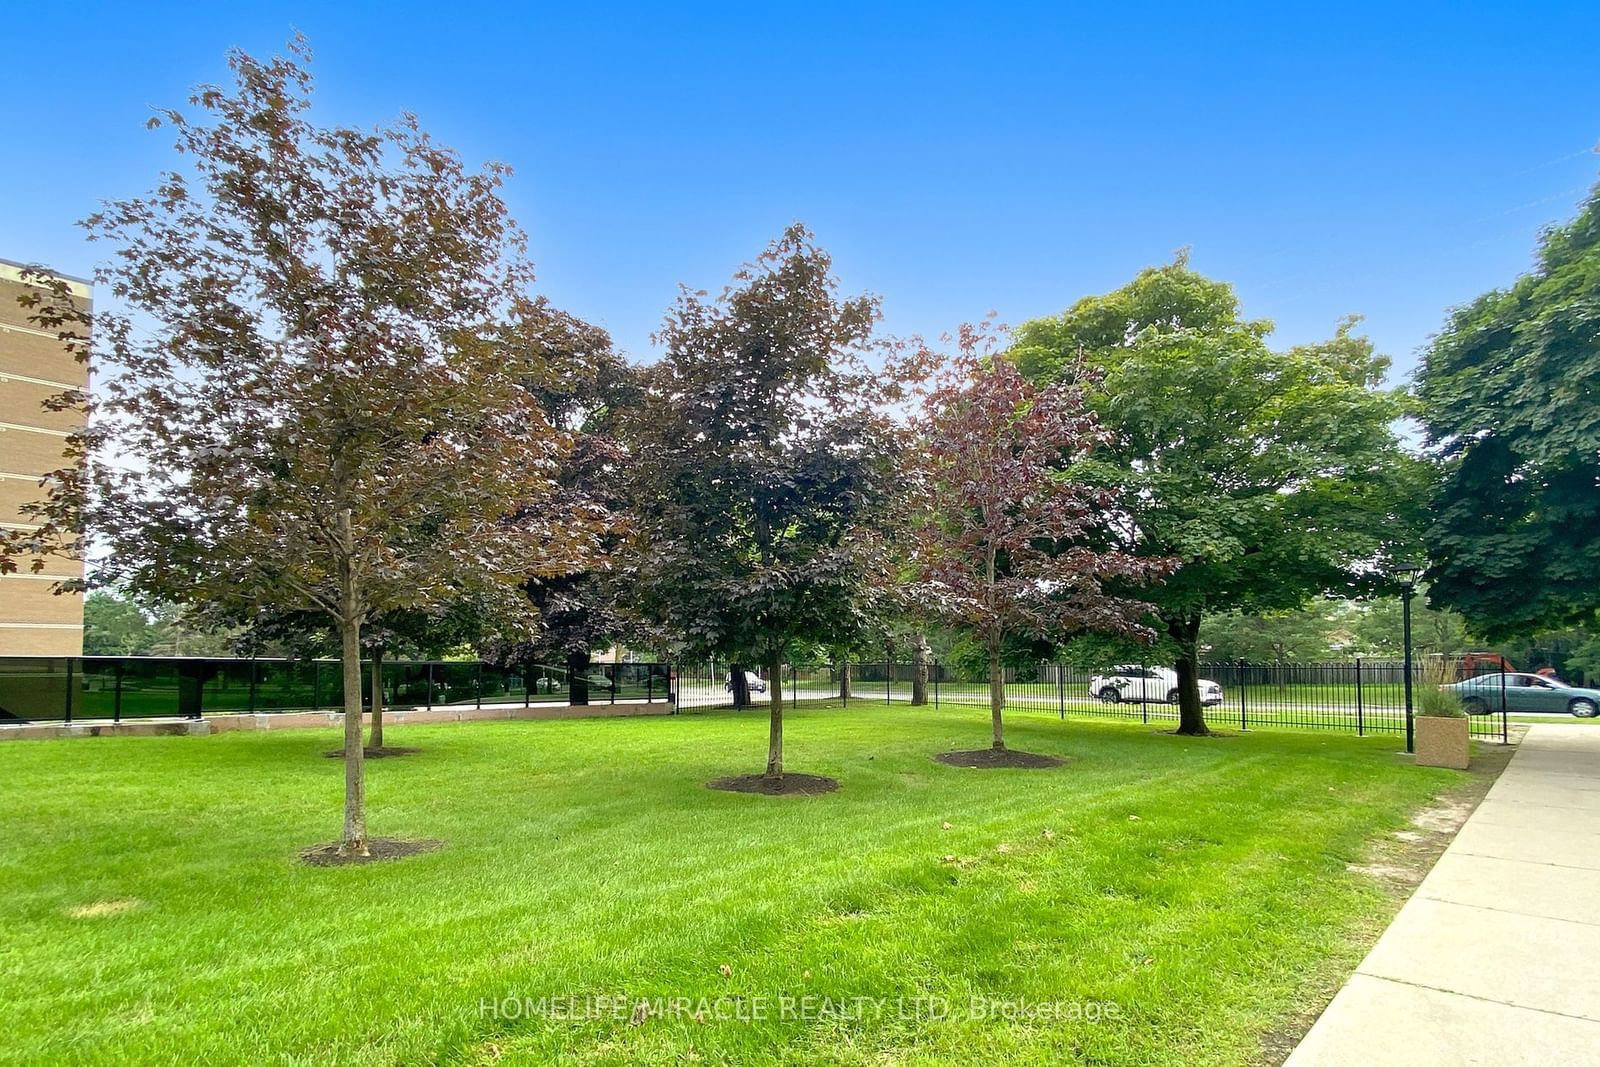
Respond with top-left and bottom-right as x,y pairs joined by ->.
0,656 -> 669,724
3,654 -> 1535,745
672,658 -> 1518,744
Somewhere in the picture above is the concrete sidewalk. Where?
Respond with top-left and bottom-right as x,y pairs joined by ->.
1287,723 -> 1600,1066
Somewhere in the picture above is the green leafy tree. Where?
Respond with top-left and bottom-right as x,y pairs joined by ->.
1561,628 -> 1600,686
1013,262 -> 1414,734
622,225 -> 904,785
1344,591 -> 1472,658
18,42 -> 595,856
1198,603 -> 1341,662
82,591 -> 159,655
1416,184 -> 1600,639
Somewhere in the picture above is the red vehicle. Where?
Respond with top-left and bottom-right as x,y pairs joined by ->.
1460,652 -> 1514,676
1459,651 -> 1563,683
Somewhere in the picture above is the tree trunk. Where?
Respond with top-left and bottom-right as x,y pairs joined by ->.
729,662 -> 750,708
988,641 -> 1006,751
336,508 -> 368,857
984,544 -> 1004,750
911,635 -> 930,706
338,615 -> 368,856
838,658 -> 851,700
1170,614 -> 1211,736
567,648 -> 590,707
765,650 -> 784,779
367,644 -> 384,751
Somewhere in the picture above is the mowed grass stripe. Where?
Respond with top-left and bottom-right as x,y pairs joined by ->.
0,703 -> 1456,1065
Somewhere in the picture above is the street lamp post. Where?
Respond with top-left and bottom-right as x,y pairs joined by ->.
1398,565 -> 1422,754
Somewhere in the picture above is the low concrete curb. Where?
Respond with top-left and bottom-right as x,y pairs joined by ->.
1286,724 -> 1600,1066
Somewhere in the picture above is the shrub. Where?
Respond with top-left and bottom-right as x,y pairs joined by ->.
1416,657 -> 1466,718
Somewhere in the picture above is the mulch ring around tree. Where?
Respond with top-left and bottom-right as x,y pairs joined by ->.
934,749 -> 1067,769
707,773 -> 840,796
299,838 -> 444,867
1154,729 -> 1235,739
322,746 -> 422,759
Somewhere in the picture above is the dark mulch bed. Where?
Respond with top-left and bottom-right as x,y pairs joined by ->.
707,772 -> 840,796
322,746 -> 422,759
934,748 -> 1066,769
299,837 -> 443,867
1155,729 -> 1234,738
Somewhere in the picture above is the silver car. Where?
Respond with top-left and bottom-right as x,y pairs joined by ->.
1443,673 -> 1600,717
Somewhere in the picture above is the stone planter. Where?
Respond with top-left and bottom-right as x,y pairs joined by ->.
1415,715 -> 1470,769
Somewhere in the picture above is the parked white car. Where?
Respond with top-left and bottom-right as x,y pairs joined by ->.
724,670 -> 769,695
1090,666 -> 1224,706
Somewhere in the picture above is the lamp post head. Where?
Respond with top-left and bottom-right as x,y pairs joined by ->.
1395,564 -> 1423,592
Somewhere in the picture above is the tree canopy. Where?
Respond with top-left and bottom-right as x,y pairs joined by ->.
22,40 -> 599,855
1012,261 -> 1415,733
1416,184 -> 1600,640
907,336 -> 1163,752
622,224 -> 904,780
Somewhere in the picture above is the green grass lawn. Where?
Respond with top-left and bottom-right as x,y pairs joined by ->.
0,702 -> 1465,1065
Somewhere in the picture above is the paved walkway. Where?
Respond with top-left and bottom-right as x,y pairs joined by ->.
1288,723 -> 1600,1066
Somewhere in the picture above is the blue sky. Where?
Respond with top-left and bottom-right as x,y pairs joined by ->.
2,2 -> 1596,381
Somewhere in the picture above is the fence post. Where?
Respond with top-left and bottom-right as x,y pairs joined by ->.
933,661 -> 939,709
886,650 -> 892,707
475,662 -> 483,710
63,657 -> 74,723
790,663 -> 796,712
1238,659 -> 1247,731
1140,659 -> 1148,725
113,662 -> 123,724
525,664 -> 533,708
312,661 -> 321,713
248,660 -> 259,715
425,662 -> 435,709
1355,657 -> 1364,736
1057,664 -> 1065,720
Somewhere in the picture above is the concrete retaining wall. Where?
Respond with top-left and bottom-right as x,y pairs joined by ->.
0,719 -> 214,741
0,701 -> 672,741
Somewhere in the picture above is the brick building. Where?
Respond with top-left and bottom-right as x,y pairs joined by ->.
0,258 -> 90,655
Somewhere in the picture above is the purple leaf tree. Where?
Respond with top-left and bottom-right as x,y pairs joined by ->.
908,328 -> 1170,757
13,41 -> 601,858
